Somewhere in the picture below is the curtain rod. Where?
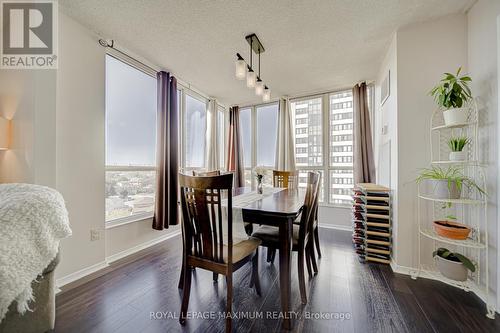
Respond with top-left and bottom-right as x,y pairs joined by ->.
99,39 -> 213,102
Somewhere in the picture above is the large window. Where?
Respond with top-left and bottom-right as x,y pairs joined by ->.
292,89 -> 361,206
105,55 -> 157,222
239,103 -> 279,187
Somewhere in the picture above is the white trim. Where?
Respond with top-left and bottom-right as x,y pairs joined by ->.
56,230 -> 182,289
105,214 -> 153,229
106,230 -> 181,264
318,223 -> 352,232
56,261 -> 109,288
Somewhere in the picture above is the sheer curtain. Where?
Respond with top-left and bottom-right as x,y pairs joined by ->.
153,72 -> 179,230
275,97 -> 296,171
226,106 -> 245,187
353,82 -> 375,183
205,99 -> 219,171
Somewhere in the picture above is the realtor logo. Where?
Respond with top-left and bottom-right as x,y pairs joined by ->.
1,0 -> 58,69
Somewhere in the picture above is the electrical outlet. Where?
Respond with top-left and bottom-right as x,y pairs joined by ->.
90,229 -> 101,241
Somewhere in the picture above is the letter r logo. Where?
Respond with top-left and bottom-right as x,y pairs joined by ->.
2,1 -> 53,54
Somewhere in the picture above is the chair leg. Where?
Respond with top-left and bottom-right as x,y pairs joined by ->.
298,248 -> 307,304
251,249 -> 262,296
309,241 -> 318,275
213,272 -> 218,283
225,275 -> 233,333
314,225 -> 322,258
305,244 -> 313,279
179,264 -> 192,325
178,264 -> 185,289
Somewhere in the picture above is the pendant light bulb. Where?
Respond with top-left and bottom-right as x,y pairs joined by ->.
235,59 -> 246,80
263,86 -> 271,102
255,79 -> 264,95
246,69 -> 256,88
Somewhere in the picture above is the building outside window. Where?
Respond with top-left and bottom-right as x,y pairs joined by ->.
291,89 -> 363,206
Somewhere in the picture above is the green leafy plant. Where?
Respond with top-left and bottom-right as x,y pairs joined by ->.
433,247 -> 475,272
429,67 -> 472,109
448,136 -> 470,152
416,166 -> 486,196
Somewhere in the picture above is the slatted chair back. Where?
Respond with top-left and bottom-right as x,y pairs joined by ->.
179,173 -> 234,265
192,170 -> 221,176
297,172 -> 321,246
273,170 -> 298,189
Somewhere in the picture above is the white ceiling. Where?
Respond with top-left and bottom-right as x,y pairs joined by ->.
59,0 -> 474,106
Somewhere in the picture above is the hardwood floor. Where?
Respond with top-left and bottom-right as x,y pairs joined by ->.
55,228 -> 500,332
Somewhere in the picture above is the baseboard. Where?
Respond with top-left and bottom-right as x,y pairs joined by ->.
106,230 -> 181,264
319,223 -> 352,232
56,230 -> 181,289
56,260 -> 109,288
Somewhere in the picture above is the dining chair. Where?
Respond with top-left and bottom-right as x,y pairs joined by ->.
252,171 -> 320,304
192,170 -> 221,176
272,170 -> 298,189
178,173 -> 262,332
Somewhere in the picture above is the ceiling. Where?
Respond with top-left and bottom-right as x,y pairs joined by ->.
59,0 -> 474,106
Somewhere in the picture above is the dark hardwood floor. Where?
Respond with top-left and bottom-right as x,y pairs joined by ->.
55,228 -> 500,332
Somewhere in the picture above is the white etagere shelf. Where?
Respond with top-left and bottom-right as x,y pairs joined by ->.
411,100 -> 495,319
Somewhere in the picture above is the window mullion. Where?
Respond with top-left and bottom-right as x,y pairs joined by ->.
322,93 -> 330,204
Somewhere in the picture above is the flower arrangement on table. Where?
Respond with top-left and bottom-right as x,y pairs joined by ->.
253,166 -> 266,194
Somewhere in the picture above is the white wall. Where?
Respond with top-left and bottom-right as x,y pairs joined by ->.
374,33 -> 399,261
467,0 -> 500,310
0,70 -> 56,186
396,14 -> 468,268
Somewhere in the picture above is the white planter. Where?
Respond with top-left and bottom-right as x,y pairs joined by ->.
436,255 -> 468,281
449,151 -> 466,161
443,108 -> 468,126
430,179 -> 461,199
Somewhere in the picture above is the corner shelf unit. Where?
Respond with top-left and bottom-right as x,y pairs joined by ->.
352,183 -> 392,265
412,100 -> 495,319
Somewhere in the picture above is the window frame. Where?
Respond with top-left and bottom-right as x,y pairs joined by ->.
238,101 -> 279,187
290,88 -> 373,209
104,51 -> 158,226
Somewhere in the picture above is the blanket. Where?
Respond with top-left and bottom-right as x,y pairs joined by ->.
0,183 -> 72,322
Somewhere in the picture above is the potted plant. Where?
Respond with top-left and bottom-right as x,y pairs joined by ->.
430,67 -> 472,126
432,207 -> 471,240
433,247 -> 475,281
254,166 -> 266,194
448,136 -> 470,161
416,166 -> 485,199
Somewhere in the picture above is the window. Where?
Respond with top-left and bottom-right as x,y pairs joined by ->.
239,103 -> 279,187
105,55 -> 157,222
292,89 -> 361,206
183,94 -> 207,169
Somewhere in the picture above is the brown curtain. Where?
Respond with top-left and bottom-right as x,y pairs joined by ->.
353,82 -> 375,183
153,72 -> 179,230
226,106 -> 245,187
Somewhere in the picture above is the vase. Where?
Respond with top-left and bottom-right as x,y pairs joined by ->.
257,178 -> 263,194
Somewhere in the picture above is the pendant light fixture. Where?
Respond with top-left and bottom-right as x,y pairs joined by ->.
235,33 -> 271,102
235,53 -> 246,80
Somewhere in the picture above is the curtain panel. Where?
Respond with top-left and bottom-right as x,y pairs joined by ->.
205,99 -> 219,171
226,106 -> 245,187
275,97 -> 296,171
153,72 -> 179,230
353,82 -> 375,184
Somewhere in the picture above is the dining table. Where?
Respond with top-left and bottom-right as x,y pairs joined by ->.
236,187 -> 305,330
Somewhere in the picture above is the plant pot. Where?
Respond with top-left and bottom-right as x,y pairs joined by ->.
433,220 -> 471,240
430,179 -> 461,199
449,151 -> 466,161
436,255 -> 468,281
443,108 -> 468,126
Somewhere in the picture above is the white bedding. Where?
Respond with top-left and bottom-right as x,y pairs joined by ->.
0,183 -> 72,322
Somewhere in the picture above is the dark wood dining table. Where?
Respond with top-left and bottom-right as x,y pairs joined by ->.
237,187 -> 305,330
